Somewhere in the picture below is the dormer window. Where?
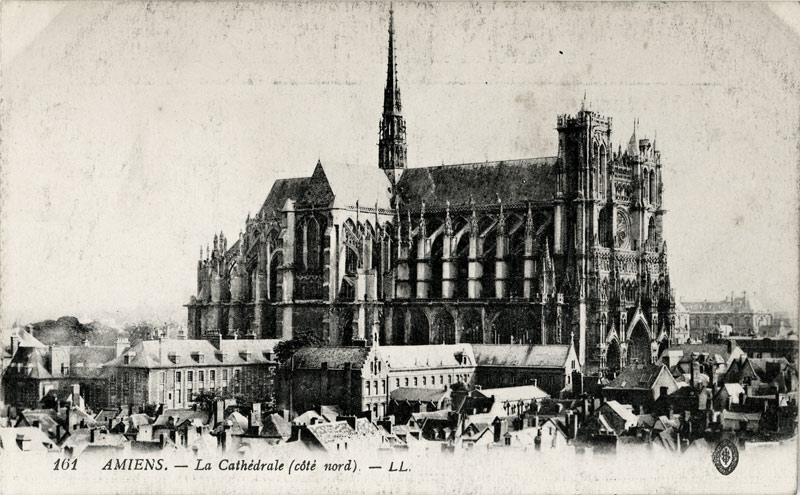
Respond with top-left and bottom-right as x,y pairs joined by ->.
218,352 -> 227,362
123,356 -> 130,365
192,352 -> 205,364
168,352 -> 179,365
241,351 -> 251,362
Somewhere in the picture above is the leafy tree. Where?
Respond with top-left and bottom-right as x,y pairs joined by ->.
273,329 -> 322,364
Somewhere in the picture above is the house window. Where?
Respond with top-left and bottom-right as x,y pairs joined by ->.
176,371 -> 181,383
373,380 -> 378,394
504,436 -> 511,446
571,360 -> 576,370
210,370 -> 215,382
223,369 -> 228,380
199,371 -> 204,383
440,375 -> 443,384
366,382 -> 371,395
448,375 -> 452,384
431,375 -> 435,386
187,387 -> 193,401
123,356 -> 130,365
414,377 -> 418,386
381,380 -> 386,394
188,371 -> 194,382
176,389 -> 181,403
422,377 -> 426,386
405,378 -> 409,387
396,378 -> 400,388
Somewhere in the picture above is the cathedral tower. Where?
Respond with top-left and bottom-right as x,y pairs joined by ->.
378,5 -> 407,186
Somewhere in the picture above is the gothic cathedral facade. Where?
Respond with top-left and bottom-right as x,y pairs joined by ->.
186,7 -> 676,371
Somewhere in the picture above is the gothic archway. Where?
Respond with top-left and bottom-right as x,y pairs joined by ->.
432,311 -> 456,345
392,309 -> 407,345
607,339 -> 621,373
460,309 -> 483,343
628,321 -> 651,365
409,308 -> 429,345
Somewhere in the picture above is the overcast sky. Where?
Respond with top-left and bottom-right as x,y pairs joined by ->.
1,1 -> 798,327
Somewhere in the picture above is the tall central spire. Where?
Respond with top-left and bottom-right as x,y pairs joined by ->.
378,2 -> 407,183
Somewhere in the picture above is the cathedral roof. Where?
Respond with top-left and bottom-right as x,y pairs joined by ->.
258,176 -> 312,218
395,157 -> 557,210
256,161 -> 392,217
309,161 -> 392,210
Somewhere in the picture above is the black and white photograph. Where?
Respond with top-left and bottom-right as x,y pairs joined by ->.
1,2 -> 798,494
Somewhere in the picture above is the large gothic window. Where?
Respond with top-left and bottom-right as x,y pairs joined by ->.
306,218 -> 321,271
432,311 -> 456,345
650,170 -> 657,205
599,144 -> 607,198
643,169 -> 650,205
454,232 -> 470,299
647,216 -> 656,247
460,309 -> 483,343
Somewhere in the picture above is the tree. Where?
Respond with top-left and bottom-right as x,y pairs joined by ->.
273,329 -> 322,364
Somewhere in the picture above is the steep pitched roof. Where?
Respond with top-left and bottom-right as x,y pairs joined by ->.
5,347 -> 52,379
379,344 -> 474,370
261,413 -> 292,440
395,157 -> 557,210
290,346 -> 372,370
605,364 -> 670,391
8,326 -> 46,349
306,161 -> 392,210
258,177 -> 312,217
472,344 -> 572,368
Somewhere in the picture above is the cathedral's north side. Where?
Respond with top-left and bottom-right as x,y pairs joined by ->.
186,7 -> 676,372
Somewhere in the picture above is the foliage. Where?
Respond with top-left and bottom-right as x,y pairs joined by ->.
273,329 -> 322,364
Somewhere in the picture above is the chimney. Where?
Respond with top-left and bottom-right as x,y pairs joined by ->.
493,419 -> 502,443
290,424 -> 304,443
10,336 -> 18,357
115,337 -> 129,358
90,428 -> 96,443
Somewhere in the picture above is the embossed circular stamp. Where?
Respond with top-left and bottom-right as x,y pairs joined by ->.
712,439 -> 739,475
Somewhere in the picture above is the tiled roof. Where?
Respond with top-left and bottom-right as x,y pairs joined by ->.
395,157 -> 558,210
669,343 -> 734,362
605,364 -> 668,390
379,344 -> 475,370
8,327 -> 46,349
6,347 -> 52,379
261,413 -> 292,439
290,346 -> 371,370
307,161 -> 392,210
292,410 -> 327,425
258,177 -> 312,217
153,408 -> 210,427
602,400 -> 638,425
305,420 -> 359,449
390,387 -> 450,403
104,338 -> 278,369
0,427 -> 58,453
472,344 -> 572,368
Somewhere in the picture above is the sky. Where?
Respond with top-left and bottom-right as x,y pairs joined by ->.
1,1 -> 798,327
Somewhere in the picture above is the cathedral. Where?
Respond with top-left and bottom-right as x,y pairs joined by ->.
186,7 -> 677,371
